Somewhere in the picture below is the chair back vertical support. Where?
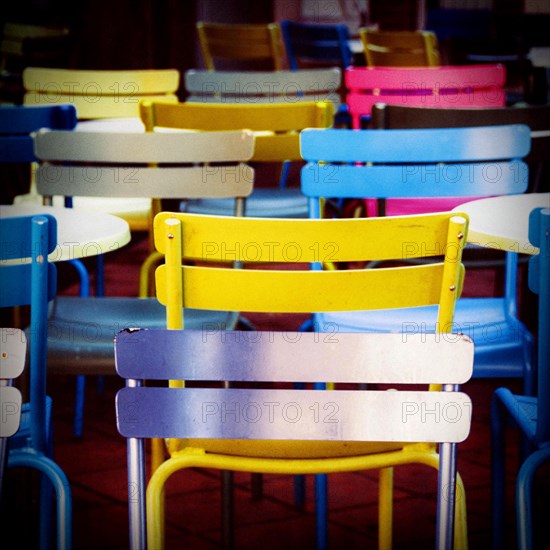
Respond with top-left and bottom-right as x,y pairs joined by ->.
529,207 -> 550,443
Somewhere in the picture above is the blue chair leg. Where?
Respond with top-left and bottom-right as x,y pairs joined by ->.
315,474 -> 328,550
9,451 -> 72,550
68,259 -> 90,438
491,391 -> 507,550
516,447 -> 550,550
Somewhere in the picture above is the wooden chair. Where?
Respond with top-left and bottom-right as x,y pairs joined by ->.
359,28 -> 440,67
280,20 -> 353,70
116,208 -> 471,549
139,100 -> 334,219
345,63 -> 507,129
0,214 -> 72,549
33,128 -> 254,436
0,23 -> 71,103
196,21 -> 286,71
491,207 -> 550,550
300,124 -> 535,392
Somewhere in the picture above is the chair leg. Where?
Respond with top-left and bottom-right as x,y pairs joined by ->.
73,375 -> 86,438
222,470 -> 234,550
516,447 -> 550,550
9,451 -> 72,550
491,391 -> 507,550
378,467 -> 393,550
315,473 -> 328,550
454,473 -> 469,550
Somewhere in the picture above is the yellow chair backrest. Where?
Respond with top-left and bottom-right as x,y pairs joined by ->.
140,100 -> 335,162
359,28 -> 440,67
23,67 -> 180,118
154,212 -> 467,332
197,21 -> 286,70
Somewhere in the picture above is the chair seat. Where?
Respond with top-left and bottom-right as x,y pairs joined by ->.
43,297 -> 237,375
181,188 -> 308,218
315,297 -> 535,378
495,389 -> 538,442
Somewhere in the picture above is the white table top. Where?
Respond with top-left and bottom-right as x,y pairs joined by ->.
452,193 -> 550,255
1,204 -> 131,262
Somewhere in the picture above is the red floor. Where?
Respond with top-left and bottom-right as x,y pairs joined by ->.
4,232 -> 549,549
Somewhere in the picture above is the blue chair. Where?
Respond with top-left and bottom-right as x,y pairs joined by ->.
299,124 -> 533,547
280,20 -> 353,70
0,214 -> 72,550
301,124 -> 536,391
491,206 -> 550,550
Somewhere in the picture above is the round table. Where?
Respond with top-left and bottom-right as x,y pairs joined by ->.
452,193 -> 550,255
1,204 -> 131,262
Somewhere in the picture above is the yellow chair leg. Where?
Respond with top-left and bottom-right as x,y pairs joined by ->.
378,467 -> 393,550
151,438 -> 167,473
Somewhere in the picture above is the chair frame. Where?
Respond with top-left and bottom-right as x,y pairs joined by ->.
0,214 -> 72,549
116,208 -> 471,549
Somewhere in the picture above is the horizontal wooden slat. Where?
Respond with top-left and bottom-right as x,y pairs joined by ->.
0,328 -> 27,379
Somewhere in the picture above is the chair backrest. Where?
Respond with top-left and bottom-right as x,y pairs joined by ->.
115,329 -> 473,442
300,125 -> 530,204
139,100 -> 334,163
152,209 -> 467,332
280,20 -> 353,70
359,28 -> 440,67
33,129 -> 255,203
196,21 -> 286,71
0,328 -> 26,438
0,215 -> 57,453
528,207 -> 550,442
184,68 -> 341,107
345,64 -> 506,127
0,104 -> 77,162
22,68 -> 180,119
371,103 -> 550,193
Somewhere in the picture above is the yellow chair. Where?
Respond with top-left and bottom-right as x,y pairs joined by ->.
197,21 -> 286,70
359,28 -> 440,67
133,209 -> 470,549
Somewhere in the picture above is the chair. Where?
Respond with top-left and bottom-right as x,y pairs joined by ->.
300,124 -> 535,391
115,207 -> 471,550
139,100 -> 334,219
345,64 -> 507,129
0,22 -> 71,103
0,104 -> 77,204
184,67 -> 341,107
20,67 -> 180,231
33,128 -> 255,436
491,206 -> 550,550
280,20 -> 353,70
0,214 -> 72,549
371,103 -> 550,194
196,21 -> 286,71
359,28 -> 440,67
0,328 -> 26,497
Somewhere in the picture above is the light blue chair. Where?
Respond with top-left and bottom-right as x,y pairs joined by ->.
491,206 -> 550,550
299,123 -> 533,548
301,124 -> 535,391
0,214 -> 72,550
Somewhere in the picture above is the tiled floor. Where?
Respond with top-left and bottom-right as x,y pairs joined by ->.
4,233 -> 549,549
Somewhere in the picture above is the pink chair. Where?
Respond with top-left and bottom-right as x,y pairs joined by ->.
344,64 -> 507,216
346,64 -> 506,129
